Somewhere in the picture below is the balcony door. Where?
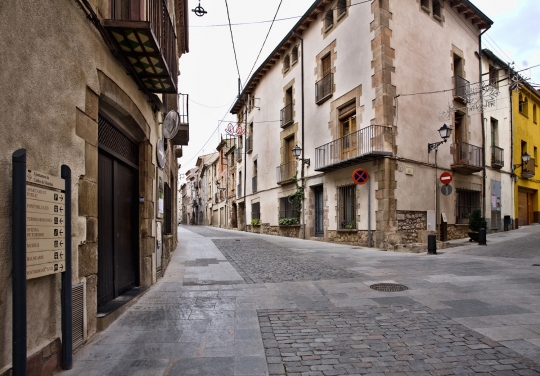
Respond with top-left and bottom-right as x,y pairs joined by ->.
341,115 -> 357,160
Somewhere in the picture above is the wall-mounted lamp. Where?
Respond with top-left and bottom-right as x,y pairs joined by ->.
292,144 -> 310,167
513,152 -> 531,172
428,124 -> 453,153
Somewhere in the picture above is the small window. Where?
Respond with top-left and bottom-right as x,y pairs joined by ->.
456,189 -> 481,224
421,0 -> 430,12
489,65 -> 499,89
534,104 -> 538,123
337,0 -> 347,17
251,202 -> 260,221
520,97 -> 529,117
338,185 -> 356,230
432,0 -> 442,19
279,196 -> 298,220
284,54 -> 290,71
534,147 -> 538,166
324,9 -> 333,30
291,46 -> 298,64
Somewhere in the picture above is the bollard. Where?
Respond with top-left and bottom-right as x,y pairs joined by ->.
427,234 -> 437,255
478,228 -> 487,246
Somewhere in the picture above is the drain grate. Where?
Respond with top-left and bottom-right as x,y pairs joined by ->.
370,283 -> 408,292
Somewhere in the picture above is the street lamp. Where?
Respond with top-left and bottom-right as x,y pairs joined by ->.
292,144 -> 310,166
428,124 -> 452,153
513,152 -> 531,171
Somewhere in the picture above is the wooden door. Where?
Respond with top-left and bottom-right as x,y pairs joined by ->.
341,116 -> 357,160
314,186 -> 324,237
98,151 -> 138,307
518,191 -> 529,226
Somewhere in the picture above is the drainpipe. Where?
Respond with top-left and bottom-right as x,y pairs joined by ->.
293,31 -> 306,239
509,70 -> 515,228
479,29 -> 488,221
244,102 -> 248,231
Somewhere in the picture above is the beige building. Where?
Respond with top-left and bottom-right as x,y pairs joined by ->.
231,0 -> 493,249
0,0 -> 189,374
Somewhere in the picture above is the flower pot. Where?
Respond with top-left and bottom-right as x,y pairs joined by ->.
468,231 -> 479,242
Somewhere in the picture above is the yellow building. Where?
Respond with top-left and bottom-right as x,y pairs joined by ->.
513,82 -> 540,226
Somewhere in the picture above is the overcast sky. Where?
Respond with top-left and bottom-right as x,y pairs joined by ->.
177,0 -> 539,177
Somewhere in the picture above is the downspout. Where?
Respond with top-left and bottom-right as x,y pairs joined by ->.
244,103 -> 248,231
293,31 -> 306,239
479,29 -> 489,221
509,70 -> 515,228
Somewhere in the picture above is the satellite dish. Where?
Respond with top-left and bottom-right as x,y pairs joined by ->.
163,110 -> 180,139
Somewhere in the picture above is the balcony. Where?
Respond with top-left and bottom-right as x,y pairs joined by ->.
451,142 -> 483,174
170,93 -> 189,146
522,158 -> 535,179
491,146 -> 504,169
237,184 -> 242,198
104,0 -> 178,93
276,161 -> 297,184
174,146 -> 182,159
252,176 -> 257,193
314,125 -> 394,172
246,136 -> 253,154
280,104 -> 293,127
316,73 -> 333,104
453,75 -> 469,103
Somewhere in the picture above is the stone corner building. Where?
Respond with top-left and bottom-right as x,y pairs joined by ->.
230,0 -> 493,249
0,0 -> 189,374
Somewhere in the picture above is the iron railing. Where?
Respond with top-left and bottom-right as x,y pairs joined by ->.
454,75 -> 470,100
237,184 -> 242,198
338,184 -> 357,230
452,142 -> 483,169
252,176 -> 257,193
491,145 -> 504,168
522,158 -> 535,179
246,136 -> 253,153
280,103 -> 293,127
277,161 -> 297,183
251,203 -> 260,221
314,125 -> 394,170
316,73 -> 333,103
456,189 -> 481,224
279,197 -> 298,220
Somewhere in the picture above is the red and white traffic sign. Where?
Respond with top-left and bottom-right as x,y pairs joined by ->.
440,171 -> 453,185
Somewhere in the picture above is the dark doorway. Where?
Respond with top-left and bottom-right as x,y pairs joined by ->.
97,115 -> 139,308
314,186 -> 324,237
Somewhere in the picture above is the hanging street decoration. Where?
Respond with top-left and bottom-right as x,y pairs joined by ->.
192,1 -> 207,17
224,123 -> 246,136
439,81 -> 500,120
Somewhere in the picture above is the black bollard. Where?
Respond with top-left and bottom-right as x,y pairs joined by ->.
478,228 -> 487,246
427,234 -> 437,255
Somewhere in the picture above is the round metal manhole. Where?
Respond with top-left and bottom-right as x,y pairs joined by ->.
370,283 -> 408,292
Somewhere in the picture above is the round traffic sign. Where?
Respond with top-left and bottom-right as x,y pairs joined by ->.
352,168 -> 369,185
440,171 -> 453,185
441,184 -> 453,196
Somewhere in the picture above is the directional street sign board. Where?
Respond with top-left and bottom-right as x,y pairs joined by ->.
26,226 -> 65,240
26,170 -> 65,190
26,261 -> 66,280
26,250 -> 65,266
440,171 -> 453,185
352,168 -> 369,185
27,238 -> 65,253
26,213 -> 65,227
27,199 -> 64,215
26,185 -> 65,204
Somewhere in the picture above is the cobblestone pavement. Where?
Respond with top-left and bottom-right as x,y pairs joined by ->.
213,239 -> 360,283
259,305 -> 539,375
58,226 -> 540,376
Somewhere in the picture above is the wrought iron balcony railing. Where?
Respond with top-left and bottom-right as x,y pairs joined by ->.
252,176 -> 257,193
246,136 -> 253,153
522,158 -> 535,179
104,0 -> 178,93
316,73 -> 333,104
491,145 -> 504,169
280,103 -> 293,127
451,142 -> 483,174
314,125 -> 394,172
453,75 -> 470,102
276,161 -> 297,183
171,93 -> 189,146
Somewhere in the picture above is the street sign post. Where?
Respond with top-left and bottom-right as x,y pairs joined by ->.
352,168 -> 369,185
441,184 -> 453,196
439,171 -> 453,185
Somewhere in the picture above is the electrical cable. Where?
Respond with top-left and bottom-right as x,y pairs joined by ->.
189,96 -> 237,108
224,0 -> 241,83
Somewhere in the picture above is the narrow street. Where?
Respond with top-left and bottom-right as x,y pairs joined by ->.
60,226 -> 540,376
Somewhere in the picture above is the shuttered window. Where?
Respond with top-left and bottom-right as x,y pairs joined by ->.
164,183 -> 172,234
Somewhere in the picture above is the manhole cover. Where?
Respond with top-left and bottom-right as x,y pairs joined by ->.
370,283 -> 408,292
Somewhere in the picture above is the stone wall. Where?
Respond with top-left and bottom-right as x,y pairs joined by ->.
279,225 -> 302,238
327,230 -> 369,246
447,224 -> 470,240
397,211 -> 427,244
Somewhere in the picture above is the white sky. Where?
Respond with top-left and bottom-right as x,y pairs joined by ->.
177,0 -> 539,177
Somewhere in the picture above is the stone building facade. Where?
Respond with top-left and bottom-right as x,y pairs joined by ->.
229,0 -> 493,249
0,0 -> 189,374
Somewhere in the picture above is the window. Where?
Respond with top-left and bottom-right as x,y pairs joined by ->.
432,0 -> 442,19
535,147 -> 538,166
284,54 -> 290,71
337,0 -> 347,17
340,114 -> 357,159
279,196 -> 298,220
322,54 -> 331,77
421,0 -> 430,11
519,94 -> 529,116
456,189 -> 481,224
291,46 -> 298,64
338,185 -> 356,230
534,104 -> 537,123
253,161 -> 258,193
490,118 -> 498,147
251,202 -> 260,221
281,87 -> 294,127
164,183 -> 172,234
489,65 -> 499,89
324,9 -> 333,30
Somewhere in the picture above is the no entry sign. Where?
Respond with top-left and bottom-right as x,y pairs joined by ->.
440,172 -> 453,185
352,168 -> 369,185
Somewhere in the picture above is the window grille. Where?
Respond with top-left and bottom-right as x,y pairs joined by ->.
164,183 -> 172,234
279,196 -> 298,219
251,202 -> 260,221
338,184 -> 356,229
98,115 -> 138,166
456,189 -> 481,224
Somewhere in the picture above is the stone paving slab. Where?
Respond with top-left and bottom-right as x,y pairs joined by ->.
257,305 -> 540,375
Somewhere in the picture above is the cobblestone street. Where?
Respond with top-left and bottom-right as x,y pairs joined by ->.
59,225 -> 540,375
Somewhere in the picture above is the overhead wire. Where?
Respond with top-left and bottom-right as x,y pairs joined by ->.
189,96 -> 237,109
224,0 -> 241,83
